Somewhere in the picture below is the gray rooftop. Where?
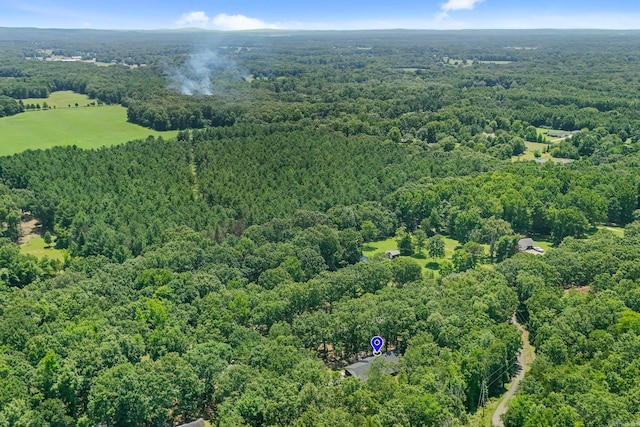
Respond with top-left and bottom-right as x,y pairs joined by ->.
518,238 -> 535,251
344,351 -> 400,381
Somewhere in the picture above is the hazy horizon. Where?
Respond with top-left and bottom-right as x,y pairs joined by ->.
2,26 -> 640,33
1,0 -> 639,31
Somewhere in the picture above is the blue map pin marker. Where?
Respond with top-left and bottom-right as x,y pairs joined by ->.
371,336 -> 384,355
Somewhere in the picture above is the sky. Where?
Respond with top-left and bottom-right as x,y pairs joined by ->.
1,0 -> 640,31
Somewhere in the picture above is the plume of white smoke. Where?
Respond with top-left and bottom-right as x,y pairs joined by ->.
169,51 -> 237,96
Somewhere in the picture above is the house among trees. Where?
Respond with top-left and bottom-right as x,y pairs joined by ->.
546,130 -> 580,138
518,238 -> 535,252
344,351 -> 400,381
518,238 -> 544,254
385,250 -> 401,259
547,131 -> 571,138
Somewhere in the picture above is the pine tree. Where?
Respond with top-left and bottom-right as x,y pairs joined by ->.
43,231 -> 52,247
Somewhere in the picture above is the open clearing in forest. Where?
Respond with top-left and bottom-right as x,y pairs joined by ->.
534,239 -> 553,253
597,225 -> 625,237
510,127 -> 578,163
364,235 -> 558,279
512,141 -> 551,162
512,141 -> 575,164
0,101 -> 177,155
19,216 -> 41,246
20,235 -> 66,261
535,127 -> 573,142
363,235 -> 463,257
21,90 -> 94,109
363,235 -> 491,277
19,216 -> 66,261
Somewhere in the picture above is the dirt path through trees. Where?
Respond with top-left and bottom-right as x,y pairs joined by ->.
491,315 -> 534,427
19,215 -> 41,245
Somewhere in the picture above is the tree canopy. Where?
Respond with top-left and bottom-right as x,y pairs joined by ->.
0,28 -> 640,426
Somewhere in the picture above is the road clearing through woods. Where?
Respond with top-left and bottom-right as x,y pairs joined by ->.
491,314 -> 534,427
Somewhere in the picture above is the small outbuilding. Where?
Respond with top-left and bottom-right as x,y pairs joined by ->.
385,250 -> 401,260
547,131 -> 571,138
344,351 -> 400,381
547,130 -> 580,138
517,238 -> 535,252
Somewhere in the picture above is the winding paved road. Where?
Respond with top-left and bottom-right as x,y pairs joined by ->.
491,316 -> 530,427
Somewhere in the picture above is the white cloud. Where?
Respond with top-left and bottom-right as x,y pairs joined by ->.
210,13 -> 280,31
176,11 -> 211,27
441,0 -> 484,12
176,11 -> 281,30
174,8 -> 640,32
438,0 -> 484,19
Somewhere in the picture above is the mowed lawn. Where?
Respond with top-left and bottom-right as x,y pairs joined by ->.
20,236 -> 67,262
0,104 -> 177,156
362,235 -> 493,277
512,140 -> 575,164
364,235 -> 490,256
363,235 -> 464,259
597,225 -> 625,237
22,90 -> 94,109
536,126 -> 571,143
512,141 -> 551,162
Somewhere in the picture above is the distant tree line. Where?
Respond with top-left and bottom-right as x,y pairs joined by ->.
126,97 -> 243,131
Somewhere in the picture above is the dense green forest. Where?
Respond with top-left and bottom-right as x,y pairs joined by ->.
1,28 -> 640,426
501,229 -> 640,427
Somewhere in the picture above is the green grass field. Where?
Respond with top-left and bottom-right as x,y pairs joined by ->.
362,237 -> 403,257
362,235 -> 491,277
532,238 -> 553,253
0,103 -> 177,156
363,236 -> 465,257
512,140 -> 576,164
596,225 -> 625,237
512,141 -> 551,162
20,236 -> 67,262
363,237 -> 435,276
22,90 -> 94,109
446,58 -> 472,67
535,127 -> 573,143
